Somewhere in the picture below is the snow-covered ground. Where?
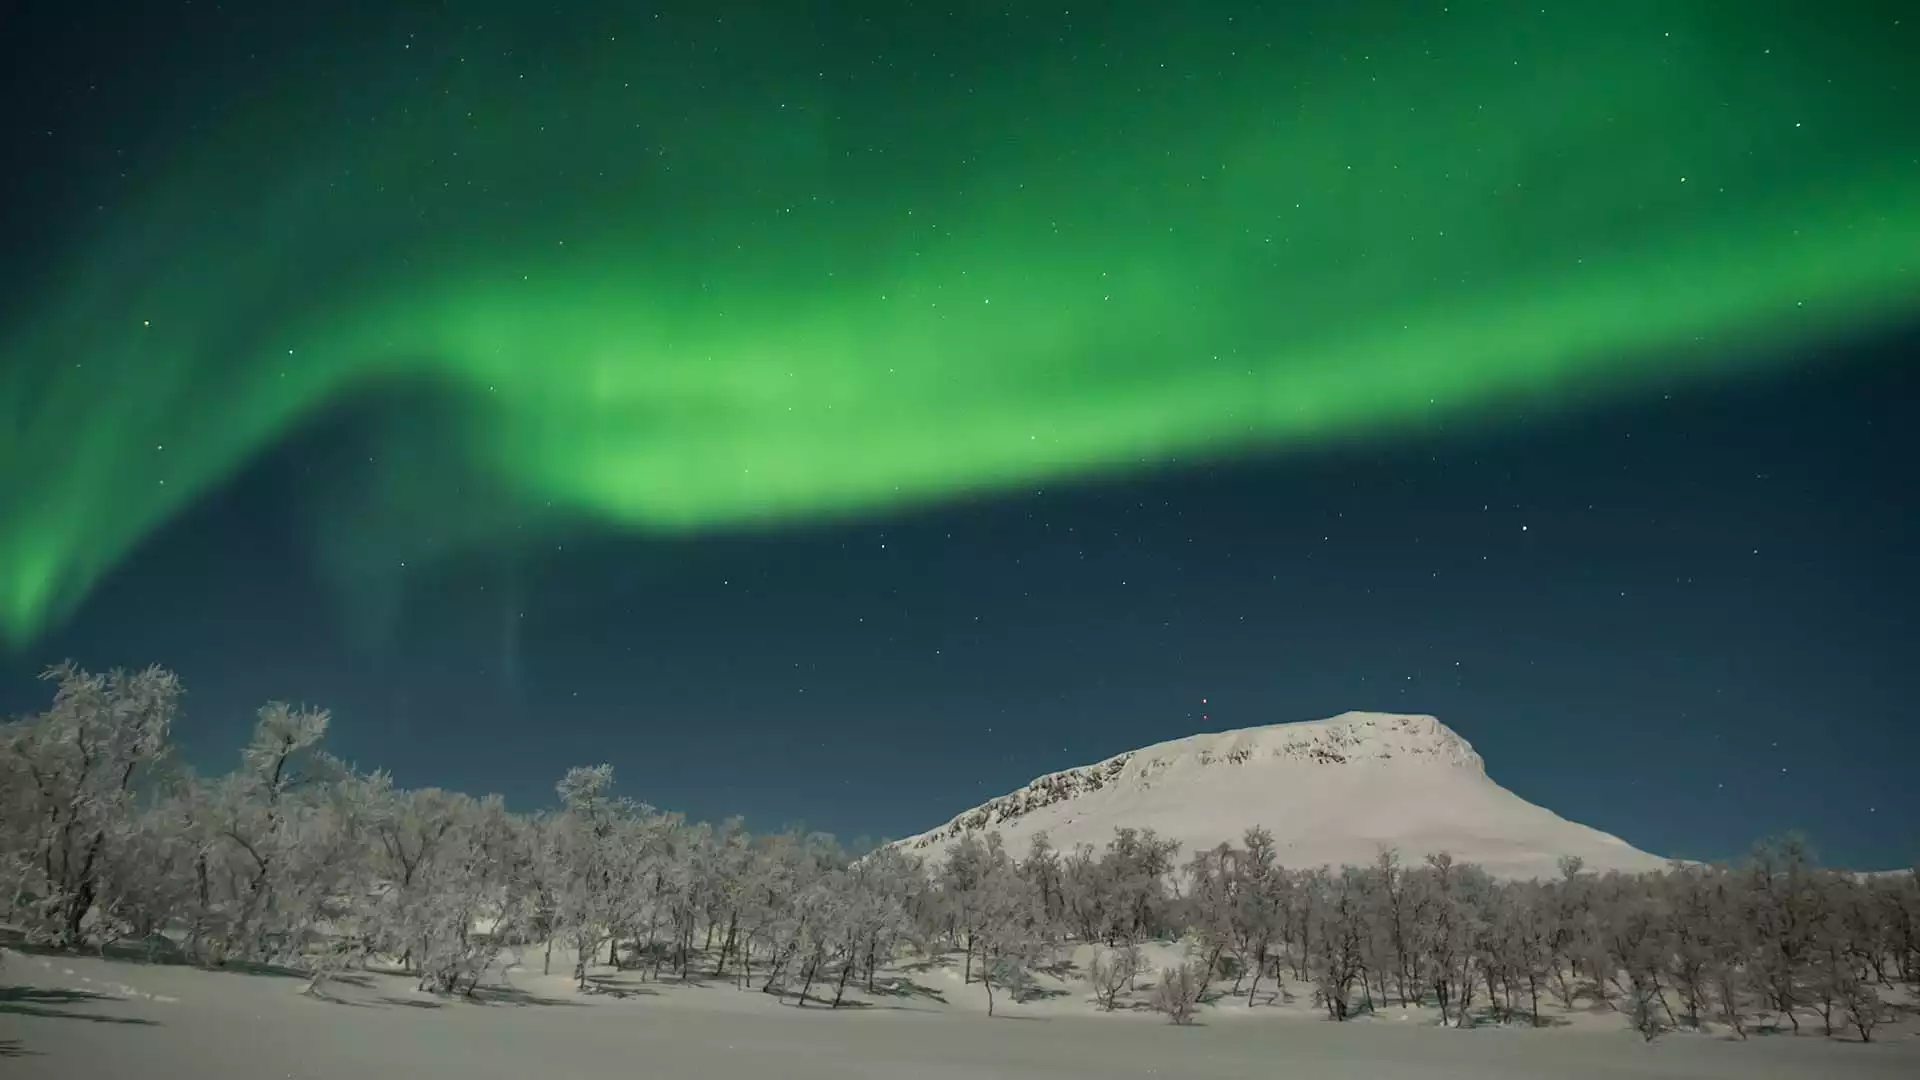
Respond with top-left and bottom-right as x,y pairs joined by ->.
896,712 -> 1672,879
4,944 -> 1916,1079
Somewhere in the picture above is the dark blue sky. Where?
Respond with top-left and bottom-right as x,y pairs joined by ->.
5,338 -> 1915,869
2,1 -> 1915,873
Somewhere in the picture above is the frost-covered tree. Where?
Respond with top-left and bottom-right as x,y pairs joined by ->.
1103,827 -> 1181,944
742,828 -> 841,996
1020,831 -> 1064,933
936,832 -> 996,983
703,817 -> 755,979
1408,852 -> 1494,1028
1086,942 -> 1139,1011
1363,848 -> 1414,1007
200,701 -> 342,964
1227,826 -> 1283,1006
5,659 -> 1919,1044
1307,867 -> 1368,1020
970,841 -> 1040,1016
1151,959 -> 1204,1025
840,845 -> 920,997
410,793 -> 532,995
364,779 -> 463,970
1593,873 -> 1672,1039
1501,881 -> 1554,1026
0,663 -> 180,945
548,764 -> 624,989
1746,834 -> 1820,1034
1182,843 -> 1235,989
1059,842 -> 1111,945
1808,873 -> 1885,1041
1659,864 -> 1720,1030
1879,868 -> 1920,988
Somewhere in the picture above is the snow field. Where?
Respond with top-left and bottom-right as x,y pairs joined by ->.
4,946 -> 1917,1080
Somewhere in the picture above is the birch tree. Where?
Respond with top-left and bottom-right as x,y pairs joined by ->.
0,663 -> 180,945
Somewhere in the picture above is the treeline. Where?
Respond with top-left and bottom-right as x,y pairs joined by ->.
2,664 -> 1916,1039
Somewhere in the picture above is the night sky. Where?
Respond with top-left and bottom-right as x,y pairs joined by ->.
1,3 -> 1915,869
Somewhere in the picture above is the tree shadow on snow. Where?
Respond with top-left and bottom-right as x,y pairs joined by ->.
783,989 -> 873,1009
580,975 -> 660,1001
472,984 -> 598,1007
1466,1005 -> 1569,1029
763,984 -> 942,1014
0,929 -> 181,967
613,969 -> 694,986
208,959 -> 308,979
899,955 -> 958,975
1882,998 -> 1920,1023
308,981 -> 596,1010
0,928 -> 308,980
1747,1021 -> 1797,1037
0,986 -> 160,1026
865,977 -> 948,1004
304,988 -> 375,1008
1034,957 -> 1081,982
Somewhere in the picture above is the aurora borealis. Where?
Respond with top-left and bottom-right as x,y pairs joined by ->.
2,1 -> 1918,873
2,2 -> 1916,643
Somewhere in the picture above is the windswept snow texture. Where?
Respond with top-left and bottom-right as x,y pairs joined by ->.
898,712 -> 1669,879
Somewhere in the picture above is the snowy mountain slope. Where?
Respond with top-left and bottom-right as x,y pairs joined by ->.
895,712 -> 1670,880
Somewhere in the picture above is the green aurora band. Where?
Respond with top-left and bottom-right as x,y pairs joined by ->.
2,3 -> 1916,642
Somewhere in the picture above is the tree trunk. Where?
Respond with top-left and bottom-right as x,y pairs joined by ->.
1297,918 -> 1311,981
57,818 -> 110,948
1716,971 -> 1747,1039
833,952 -> 854,1008
1200,943 -> 1223,993
796,949 -> 821,1007
763,935 -> 799,994
715,912 -> 738,977
186,852 -> 212,963
982,947 -> 997,1016
62,877 -> 96,947
1653,972 -> 1679,1031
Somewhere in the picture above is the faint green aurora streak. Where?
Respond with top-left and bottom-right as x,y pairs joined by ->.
1,3 -> 1915,642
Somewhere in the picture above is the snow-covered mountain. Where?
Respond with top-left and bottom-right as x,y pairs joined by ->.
896,711 -> 1670,880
